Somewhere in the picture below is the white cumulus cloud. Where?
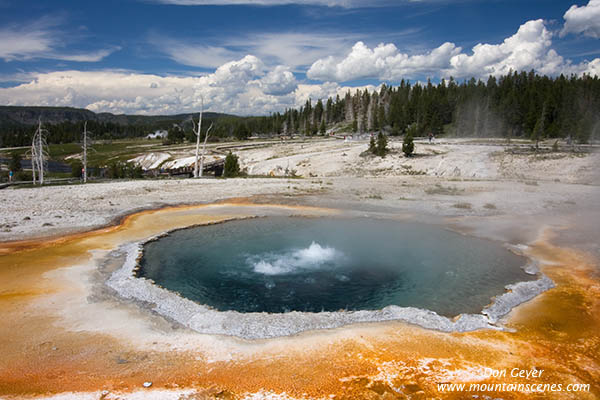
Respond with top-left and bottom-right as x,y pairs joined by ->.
307,19 -> 600,82
579,57 -> 600,76
308,41 -> 399,81
561,0 -> 600,38
0,55 -> 341,115
446,19 -> 556,77
306,40 -> 460,81
0,52 -> 378,116
255,65 -> 298,95
387,42 -> 461,79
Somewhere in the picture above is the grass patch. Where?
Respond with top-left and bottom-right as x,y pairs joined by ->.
47,143 -> 82,157
1,139 -> 168,169
483,203 -> 497,209
54,139 -> 166,166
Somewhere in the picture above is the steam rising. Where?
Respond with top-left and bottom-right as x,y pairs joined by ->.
250,242 -> 341,275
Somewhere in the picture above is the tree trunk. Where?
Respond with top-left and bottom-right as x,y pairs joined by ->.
30,119 -> 47,185
38,123 -> 44,185
83,121 -> 88,183
199,123 -> 213,178
194,97 -> 204,178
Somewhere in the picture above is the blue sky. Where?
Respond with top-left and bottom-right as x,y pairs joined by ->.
0,0 -> 598,115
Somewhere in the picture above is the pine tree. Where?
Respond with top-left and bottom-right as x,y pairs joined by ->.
311,119 -> 318,136
575,116 -> 592,144
168,126 -> 184,144
376,132 -> 388,157
223,152 -> 240,177
234,122 -> 250,140
325,97 -> 333,123
402,129 -> 415,157
319,119 -> 326,135
532,118 -> 544,148
344,91 -> 354,122
531,102 -> 547,148
369,135 -> 376,154
315,99 -> 324,124
378,104 -> 385,130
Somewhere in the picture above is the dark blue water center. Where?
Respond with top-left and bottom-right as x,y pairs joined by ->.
138,217 -> 533,316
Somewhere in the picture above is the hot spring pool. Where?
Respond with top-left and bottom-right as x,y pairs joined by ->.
138,217 -> 534,317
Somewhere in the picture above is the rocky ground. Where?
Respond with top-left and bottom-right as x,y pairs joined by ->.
1,138 -> 598,242
1,138 -> 600,399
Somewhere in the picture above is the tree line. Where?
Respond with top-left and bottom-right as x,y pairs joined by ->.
0,120 -> 155,147
272,71 -> 599,143
180,70 -> 600,144
1,71 -> 598,148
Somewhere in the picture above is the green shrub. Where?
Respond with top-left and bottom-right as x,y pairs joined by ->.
106,161 -> 143,179
369,133 -> 388,157
402,130 -> 415,157
223,152 -> 240,177
71,160 -> 83,178
375,132 -> 388,156
369,135 -> 376,153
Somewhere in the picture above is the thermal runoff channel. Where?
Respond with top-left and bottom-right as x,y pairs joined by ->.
138,217 -> 533,315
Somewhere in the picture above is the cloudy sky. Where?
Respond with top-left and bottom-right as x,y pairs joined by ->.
0,0 -> 599,115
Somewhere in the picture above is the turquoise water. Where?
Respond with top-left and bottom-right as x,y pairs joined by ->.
139,217 -> 533,316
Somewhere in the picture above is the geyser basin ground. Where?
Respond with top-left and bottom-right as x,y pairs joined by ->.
1,199 -> 599,399
104,214 -> 556,339
139,217 -> 534,316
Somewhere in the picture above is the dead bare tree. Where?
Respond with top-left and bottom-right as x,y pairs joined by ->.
192,97 -> 213,178
199,122 -> 213,178
30,119 -> 49,185
82,121 -> 91,183
192,97 -> 204,178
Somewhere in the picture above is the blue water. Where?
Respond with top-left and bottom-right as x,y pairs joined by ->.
139,217 -> 533,316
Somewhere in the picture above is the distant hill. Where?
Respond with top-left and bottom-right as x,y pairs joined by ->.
0,106 -> 244,147
0,106 -> 97,128
0,106 -> 234,128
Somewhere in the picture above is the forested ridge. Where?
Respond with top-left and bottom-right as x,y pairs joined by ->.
273,71 -> 600,143
1,71 -> 599,147
0,107 -> 235,147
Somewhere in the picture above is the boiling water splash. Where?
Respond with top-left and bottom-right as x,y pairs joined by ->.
250,242 -> 342,275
